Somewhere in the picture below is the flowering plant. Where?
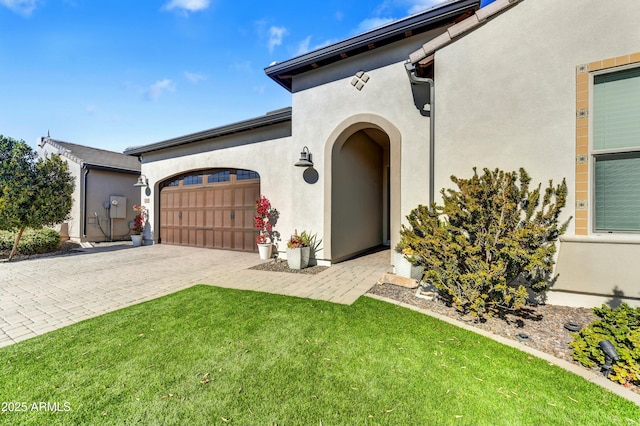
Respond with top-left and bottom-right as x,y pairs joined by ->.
132,205 -> 147,235
286,230 -> 311,248
254,196 -> 279,244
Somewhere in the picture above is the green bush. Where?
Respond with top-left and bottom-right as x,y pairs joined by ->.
570,303 -> 640,386
0,228 -> 61,256
398,168 -> 570,319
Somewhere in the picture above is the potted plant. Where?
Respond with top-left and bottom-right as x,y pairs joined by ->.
286,230 -> 311,269
254,196 -> 279,260
131,205 -> 147,247
393,243 -> 424,281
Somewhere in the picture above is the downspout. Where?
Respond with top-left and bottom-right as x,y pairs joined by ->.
82,166 -> 90,240
405,62 -> 435,205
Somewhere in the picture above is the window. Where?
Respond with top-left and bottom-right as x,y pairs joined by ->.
165,179 -> 179,187
183,175 -> 203,186
592,67 -> 640,232
236,169 -> 259,180
208,171 -> 230,183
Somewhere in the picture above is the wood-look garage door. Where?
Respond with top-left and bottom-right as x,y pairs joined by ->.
159,169 -> 259,251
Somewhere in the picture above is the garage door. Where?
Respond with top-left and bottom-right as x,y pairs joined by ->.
159,169 -> 260,251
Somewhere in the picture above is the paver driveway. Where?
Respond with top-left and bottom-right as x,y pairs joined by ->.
0,243 -> 391,348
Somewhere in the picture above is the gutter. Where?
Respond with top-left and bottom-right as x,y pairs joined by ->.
124,107 -> 292,156
405,62 -> 435,206
82,167 -> 89,239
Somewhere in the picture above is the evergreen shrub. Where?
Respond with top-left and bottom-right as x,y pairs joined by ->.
570,303 -> 640,386
398,168 -> 570,319
0,228 -> 61,256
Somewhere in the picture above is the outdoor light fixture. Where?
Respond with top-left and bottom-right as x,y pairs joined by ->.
599,339 -> 620,378
294,146 -> 313,167
134,174 -> 149,188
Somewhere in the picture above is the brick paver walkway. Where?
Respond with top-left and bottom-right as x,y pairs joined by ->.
0,244 -> 391,348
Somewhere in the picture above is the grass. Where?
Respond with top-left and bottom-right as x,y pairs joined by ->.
0,285 -> 638,425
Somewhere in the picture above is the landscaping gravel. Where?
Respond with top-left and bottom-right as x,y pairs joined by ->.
249,259 -> 329,275
367,282 -> 597,364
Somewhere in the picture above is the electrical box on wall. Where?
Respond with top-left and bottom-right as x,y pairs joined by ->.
109,196 -> 127,219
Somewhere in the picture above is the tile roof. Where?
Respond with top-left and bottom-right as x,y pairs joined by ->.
408,0 -> 522,65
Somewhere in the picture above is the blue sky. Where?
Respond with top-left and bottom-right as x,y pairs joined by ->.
0,0 -> 445,153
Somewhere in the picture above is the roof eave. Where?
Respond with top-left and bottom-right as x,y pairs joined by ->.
264,0 -> 479,91
123,107 -> 292,156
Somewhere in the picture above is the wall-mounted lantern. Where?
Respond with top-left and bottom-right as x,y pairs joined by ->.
294,146 -> 313,167
134,174 -> 149,188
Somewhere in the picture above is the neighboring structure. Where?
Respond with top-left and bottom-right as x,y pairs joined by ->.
124,0 -> 640,308
38,136 -> 141,242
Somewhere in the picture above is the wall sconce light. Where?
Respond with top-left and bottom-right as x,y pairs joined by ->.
134,174 -> 149,188
294,146 -> 313,167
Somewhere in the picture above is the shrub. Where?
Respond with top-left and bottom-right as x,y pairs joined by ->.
0,228 -> 61,256
399,167 -> 570,319
570,303 -> 640,386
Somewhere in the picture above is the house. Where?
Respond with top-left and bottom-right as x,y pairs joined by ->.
38,136 -> 141,243
124,0 -> 640,308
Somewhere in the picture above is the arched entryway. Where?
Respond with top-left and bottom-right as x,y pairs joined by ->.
324,115 -> 401,263
158,168 -> 260,251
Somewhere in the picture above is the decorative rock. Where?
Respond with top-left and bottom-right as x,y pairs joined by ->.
381,273 -> 419,289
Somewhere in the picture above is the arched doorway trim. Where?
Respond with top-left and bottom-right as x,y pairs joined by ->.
323,114 -> 401,262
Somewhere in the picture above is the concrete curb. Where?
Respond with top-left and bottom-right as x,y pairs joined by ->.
365,293 -> 640,406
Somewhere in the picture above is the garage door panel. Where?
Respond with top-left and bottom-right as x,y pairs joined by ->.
234,232 -> 244,251
213,230 -> 223,248
160,170 -> 259,252
223,210 -> 232,228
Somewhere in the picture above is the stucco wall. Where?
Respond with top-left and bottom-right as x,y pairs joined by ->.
138,123 -> 295,254
84,169 -> 141,242
331,131 -> 384,261
433,0 -> 640,305
291,33 -> 444,260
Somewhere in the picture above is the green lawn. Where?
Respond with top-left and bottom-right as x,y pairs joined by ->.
1,285 -> 638,425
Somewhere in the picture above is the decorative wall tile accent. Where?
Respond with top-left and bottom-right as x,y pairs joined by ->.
576,64 -> 589,74
576,108 -> 588,119
576,154 -> 588,165
576,200 -> 588,210
351,71 -> 370,91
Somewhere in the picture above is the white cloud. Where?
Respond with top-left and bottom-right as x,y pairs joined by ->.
162,0 -> 210,13
268,26 -> 288,52
146,79 -> 175,101
353,17 -> 395,34
407,0 -> 447,15
295,36 -> 312,56
0,0 -> 39,16
184,71 -> 205,83
230,61 -> 253,74
294,36 -> 337,57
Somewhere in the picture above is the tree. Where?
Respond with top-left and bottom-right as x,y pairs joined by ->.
0,135 -> 74,260
398,167 -> 571,319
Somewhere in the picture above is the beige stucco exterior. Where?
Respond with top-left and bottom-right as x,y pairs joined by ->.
38,139 -> 141,243
130,0 -> 640,307
431,0 -> 640,306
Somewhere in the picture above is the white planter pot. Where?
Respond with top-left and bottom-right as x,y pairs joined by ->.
257,243 -> 273,260
393,251 -> 424,281
131,235 -> 143,247
286,247 -> 310,269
